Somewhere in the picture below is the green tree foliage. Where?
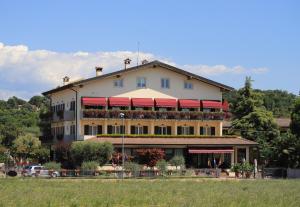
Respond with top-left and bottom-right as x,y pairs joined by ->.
272,133 -> 300,168
43,162 -> 61,171
156,159 -> 168,176
70,141 -> 113,167
230,77 -> 280,163
13,134 -> 41,160
81,161 -> 99,170
290,98 -> 300,137
224,88 -> 296,118
169,155 -> 185,170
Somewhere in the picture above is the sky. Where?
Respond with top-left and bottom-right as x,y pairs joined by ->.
0,0 -> 299,100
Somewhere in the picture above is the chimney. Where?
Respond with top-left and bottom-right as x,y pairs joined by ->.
95,67 -> 103,76
142,59 -> 149,65
63,76 -> 70,86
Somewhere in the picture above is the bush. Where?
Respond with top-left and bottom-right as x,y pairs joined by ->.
241,162 -> 254,173
81,161 -> 99,171
231,163 -> 241,173
169,156 -> 185,170
136,148 -> 165,167
124,161 -> 141,177
71,141 -> 113,167
156,159 -> 168,176
43,162 -> 61,171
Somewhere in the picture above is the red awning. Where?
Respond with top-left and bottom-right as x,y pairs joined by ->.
132,98 -> 154,107
178,99 -> 200,108
188,149 -> 234,154
154,98 -> 177,108
108,97 -> 130,107
222,100 -> 229,111
82,97 -> 106,106
201,100 -> 223,109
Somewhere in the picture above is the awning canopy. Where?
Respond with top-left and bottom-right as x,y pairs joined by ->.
188,149 -> 234,154
154,98 -> 177,108
108,97 -> 130,107
222,100 -> 229,111
132,98 -> 154,107
178,99 -> 200,108
82,97 -> 107,106
201,100 -> 223,109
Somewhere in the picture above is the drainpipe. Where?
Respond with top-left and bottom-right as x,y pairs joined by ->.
70,88 -> 78,141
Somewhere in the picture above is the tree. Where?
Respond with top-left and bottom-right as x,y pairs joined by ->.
230,77 -> 280,164
290,98 -> 300,137
169,155 -> 185,170
70,141 -> 113,167
13,134 -> 41,160
136,148 -> 165,167
230,77 -> 264,119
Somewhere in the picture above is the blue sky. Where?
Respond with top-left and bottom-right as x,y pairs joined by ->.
0,1 -> 299,99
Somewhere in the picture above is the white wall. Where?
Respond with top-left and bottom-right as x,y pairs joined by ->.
50,90 -> 76,110
78,66 -> 222,100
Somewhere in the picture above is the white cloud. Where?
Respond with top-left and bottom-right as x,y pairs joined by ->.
182,64 -> 269,76
0,42 -> 269,100
0,88 -> 38,101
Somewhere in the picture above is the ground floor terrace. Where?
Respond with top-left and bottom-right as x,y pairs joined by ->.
88,136 -> 258,169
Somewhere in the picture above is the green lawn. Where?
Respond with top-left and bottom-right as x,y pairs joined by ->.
0,178 -> 299,207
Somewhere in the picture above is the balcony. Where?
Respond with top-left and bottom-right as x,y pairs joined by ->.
81,109 -> 230,121
52,110 -> 75,122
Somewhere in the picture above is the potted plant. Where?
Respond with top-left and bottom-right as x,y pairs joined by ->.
231,163 -> 241,178
242,162 -> 254,178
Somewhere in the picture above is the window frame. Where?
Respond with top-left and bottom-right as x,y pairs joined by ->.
113,79 -> 124,88
161,78 -> 170,89
184,81 -> 193,90
137,77 -> 147,88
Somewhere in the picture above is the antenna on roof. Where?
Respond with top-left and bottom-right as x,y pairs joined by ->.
137,41 -> 140,67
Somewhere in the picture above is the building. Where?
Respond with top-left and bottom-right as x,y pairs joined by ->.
42,60 -> 257,168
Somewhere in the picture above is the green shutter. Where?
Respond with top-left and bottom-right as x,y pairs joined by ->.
143,126 -> 148,134
190,126 -> 194,135
107,125 -> 112,134
177,126 -> 182,135
167,126 -> 172,135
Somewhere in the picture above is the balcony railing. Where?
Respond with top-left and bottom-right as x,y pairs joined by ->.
81,110 -> 230,121
52,110 -> 75,122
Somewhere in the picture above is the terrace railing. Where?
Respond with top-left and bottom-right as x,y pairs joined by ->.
81,109 -> 230,121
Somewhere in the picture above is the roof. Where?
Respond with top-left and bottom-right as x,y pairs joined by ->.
42,60 -> 234,96
223,118 -> 291,129
87,136 -> 257,146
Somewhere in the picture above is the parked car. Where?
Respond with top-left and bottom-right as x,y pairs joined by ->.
22,165 -> 60,178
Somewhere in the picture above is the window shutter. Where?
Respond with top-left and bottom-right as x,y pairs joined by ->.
154,126 -> 160,135
211,127 -> 216,136
84,125 -> 89,135
167,126 -> 172,135
143,126 -> 148,134
200,127 -> 204,135
190,126 -> 194,135
107,125 -> 112,134
97,125 -> 102,134
131,126 -> 135,134
121,125 -> 125,134
177,126 -> 182,135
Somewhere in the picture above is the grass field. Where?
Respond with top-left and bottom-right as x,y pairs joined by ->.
0,178 -> 299,207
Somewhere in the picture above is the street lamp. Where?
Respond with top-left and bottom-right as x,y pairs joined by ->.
119,112 -> 125,179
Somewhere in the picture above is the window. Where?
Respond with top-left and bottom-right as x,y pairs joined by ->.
84,125 -> 102,135
155,126 -> 171,135
70,125 -> 75,135
70,101 -> 75,111
107,125 -> 125,134
177,126 -> 194,135
184,82 -> 193,89
161,78 -> 170,89
131,125 -> 148,135
114,79 -> 123,88
137,77 -> 146,88
200,126 -> 216,136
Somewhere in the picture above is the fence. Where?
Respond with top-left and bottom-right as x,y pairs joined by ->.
287,168 -> 300,178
